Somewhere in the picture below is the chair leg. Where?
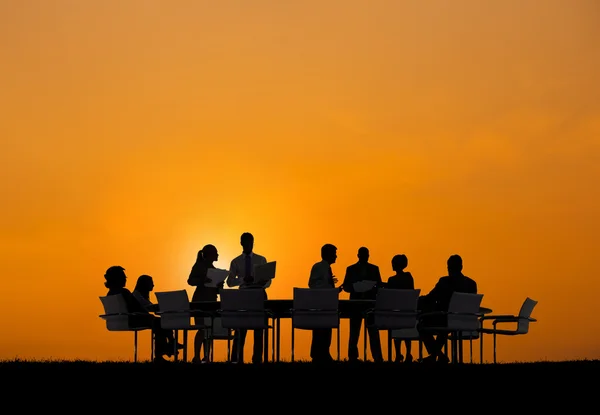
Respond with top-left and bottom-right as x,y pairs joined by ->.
418,340 -> 423,360
150,331 -> 154,361
469,338 -> 473,364
183,330 -> 188,362
276,318 -> 281,362
493,333 -> 497,363
291,327 -> 295,362
337,326 -> 340,361
227,331 -> 231,363
264,325 -> 269,363
363,319 -> 367,361
387,330 -> 392,362
134,331 -> 138,363
480,332 -> 484,363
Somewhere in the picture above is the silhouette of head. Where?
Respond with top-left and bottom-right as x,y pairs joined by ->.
104,265 -> 126,289
447,254 -> 463,276
392,254 -> 408,272
201,244 -> 219,263
321,244 -> 337,264
357,247 -> 369,263
134,274 -> 154,293
241,232 -> 254,254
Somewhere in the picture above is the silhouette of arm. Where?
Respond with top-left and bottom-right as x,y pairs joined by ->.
308,262 -> 328,289
424,278 -> 444,302
226,259 -> 240,287
187,264 -> 207,287
375,265 -> 382,287
408,273 -> 415,290
122,289 -> 145,313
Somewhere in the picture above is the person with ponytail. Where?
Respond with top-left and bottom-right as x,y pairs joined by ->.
187,244 -> 221,363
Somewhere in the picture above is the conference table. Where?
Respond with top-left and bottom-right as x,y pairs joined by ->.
191,299 -> 492,363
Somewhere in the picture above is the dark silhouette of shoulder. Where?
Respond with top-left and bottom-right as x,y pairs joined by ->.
107,287 -> 145,313
387,272 -> 415,289
436,275 -> 477,294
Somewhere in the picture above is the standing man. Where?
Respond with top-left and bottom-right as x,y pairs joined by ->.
226,232 -> 269,364
308,243 -> 342,363
342,247 -> 384,362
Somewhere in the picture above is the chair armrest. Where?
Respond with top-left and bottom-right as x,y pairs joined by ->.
99,311 -> 150,318
480,314 -> 516,321
155,309 -> 192,315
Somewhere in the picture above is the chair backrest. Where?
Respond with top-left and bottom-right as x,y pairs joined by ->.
292,288 -> 339,329
99,295 -> 130,331
155,290 -> 192,330
219,289 -> 267,329
447,292 -> 484,331
373,289 -> 421,329
516,297 -> 538,333
207,317 -> 232,339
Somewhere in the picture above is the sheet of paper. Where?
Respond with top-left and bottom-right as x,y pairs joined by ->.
253,261 -> 276,285
353,280 -> 376,293
205,268 -> 229,287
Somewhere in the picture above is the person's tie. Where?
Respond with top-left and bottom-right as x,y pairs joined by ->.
245,254 -> 252,284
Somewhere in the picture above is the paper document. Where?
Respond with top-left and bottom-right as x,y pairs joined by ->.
205,268 -> 229,287
253,261 -> 276,285
353,280 -> 376,293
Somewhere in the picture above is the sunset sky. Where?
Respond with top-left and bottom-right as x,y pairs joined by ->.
1,0 -> 599,363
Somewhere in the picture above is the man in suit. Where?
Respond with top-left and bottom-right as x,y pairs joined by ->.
418,254 -> 477,363
308,243 -> 342,363
226,232 -> 269,363
342,247 -> 384,362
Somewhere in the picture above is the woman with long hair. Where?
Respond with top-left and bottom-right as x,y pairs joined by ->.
187,244 -> 221,363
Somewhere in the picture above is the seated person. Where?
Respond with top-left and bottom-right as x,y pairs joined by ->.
104,266 -> 177,363
386,254 -> 415,363
418,254 -> 477,364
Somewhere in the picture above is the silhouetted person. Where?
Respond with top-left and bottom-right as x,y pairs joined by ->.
226,232 -> 269,364
104,266 -> 173,363
188,244 -> 222,363
308,243 -> 342,363
342,247 -> 383,362
133,274 -> 160,312
386,254 -> 415,363
418,254 -> 477,363
132,274 -> 181,354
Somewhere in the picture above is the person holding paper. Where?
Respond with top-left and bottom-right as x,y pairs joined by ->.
308,243 -> 342,363
226,232 -> 269,364
188,244 -> 222,363
342,247 -> 384,362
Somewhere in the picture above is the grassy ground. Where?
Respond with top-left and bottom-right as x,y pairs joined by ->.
2,359 -> 595,408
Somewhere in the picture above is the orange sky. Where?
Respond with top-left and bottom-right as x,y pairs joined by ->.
1,0 -> 599,362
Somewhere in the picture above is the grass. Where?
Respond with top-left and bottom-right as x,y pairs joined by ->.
2,359 -> 596,407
